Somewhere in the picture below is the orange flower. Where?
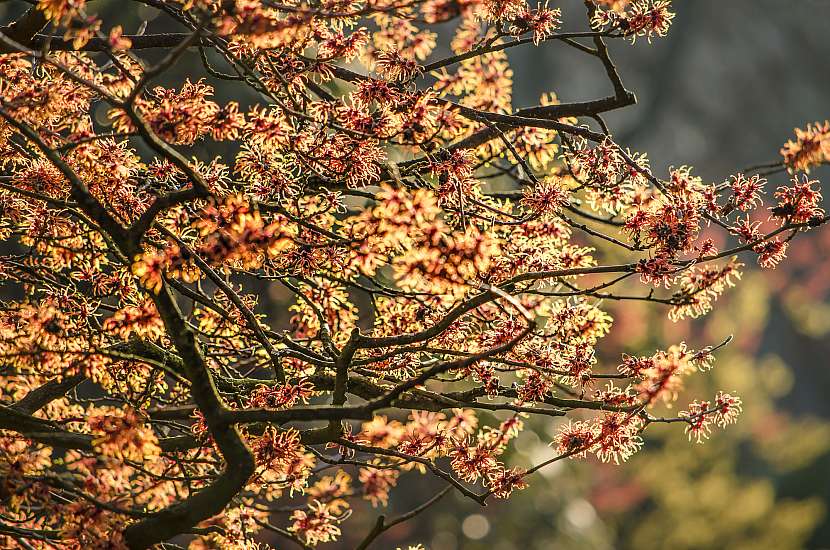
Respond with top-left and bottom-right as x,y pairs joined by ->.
102,300 -> 164,340
131,251 -> 166,294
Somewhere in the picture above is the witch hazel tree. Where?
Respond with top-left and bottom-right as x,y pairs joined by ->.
0,0 -> 826,548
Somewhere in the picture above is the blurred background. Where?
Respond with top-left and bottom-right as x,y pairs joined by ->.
2,0 -> 829,548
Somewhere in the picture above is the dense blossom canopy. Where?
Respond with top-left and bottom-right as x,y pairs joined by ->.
0,0 -> 826,548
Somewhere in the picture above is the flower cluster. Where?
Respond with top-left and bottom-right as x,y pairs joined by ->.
554,413 -> 644,465
87,407 -> 161,461
102,300 -> 164,340
680,392 -> 743,443
250,427 -> 315,493
289,500 -> 343,546
780,121 -> 830,172
592,0 -> 676,42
